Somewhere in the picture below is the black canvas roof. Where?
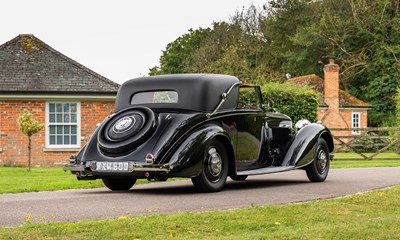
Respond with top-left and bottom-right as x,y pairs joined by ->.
115,74 -> 240,112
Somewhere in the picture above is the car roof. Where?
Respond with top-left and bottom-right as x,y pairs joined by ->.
115,74 -> 240,112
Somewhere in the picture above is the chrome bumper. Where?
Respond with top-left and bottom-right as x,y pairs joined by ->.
63,161 -> 170,173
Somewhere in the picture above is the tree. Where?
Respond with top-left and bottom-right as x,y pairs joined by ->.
261,0 -> 323,76
150,4 -> 281,84
269,0 -> 400,126
17,110 -> 44,171
152,0 -> 400,126
149,28 -> 211,75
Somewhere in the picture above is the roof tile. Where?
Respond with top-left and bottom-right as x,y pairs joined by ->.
0,34 -> 120,94
287,74 -> 371,108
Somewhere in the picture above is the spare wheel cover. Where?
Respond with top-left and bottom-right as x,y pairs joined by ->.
98,106 -> 157,154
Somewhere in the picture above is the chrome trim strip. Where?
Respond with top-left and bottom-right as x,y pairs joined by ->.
237,166 -> 295,176
206,81 -> 242,118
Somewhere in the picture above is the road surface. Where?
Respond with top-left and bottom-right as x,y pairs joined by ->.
1,167 -> 400,227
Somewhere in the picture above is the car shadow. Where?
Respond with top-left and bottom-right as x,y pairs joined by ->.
119,178 -> 310,196
84,177 -> 311,196
225,178 -> 309,190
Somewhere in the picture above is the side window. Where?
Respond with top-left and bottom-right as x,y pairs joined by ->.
352,112 -> 361,135
237,86 -> 261,110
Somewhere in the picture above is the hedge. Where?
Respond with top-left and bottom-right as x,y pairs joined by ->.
260,82 -> 318,124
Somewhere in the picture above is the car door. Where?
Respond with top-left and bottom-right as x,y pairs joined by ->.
234,85 -> 269,171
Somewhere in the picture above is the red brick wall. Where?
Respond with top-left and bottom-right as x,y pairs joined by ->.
0,100 -> 114,167
318,108 -> 368,137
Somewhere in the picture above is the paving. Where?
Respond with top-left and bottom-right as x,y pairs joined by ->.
1,167 -> 400,227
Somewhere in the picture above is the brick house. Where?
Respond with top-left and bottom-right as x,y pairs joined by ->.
0,34 -> 120,167
288,59 -> 372,135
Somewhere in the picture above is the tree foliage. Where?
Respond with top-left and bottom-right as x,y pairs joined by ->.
17,109 -> 44,137
150,5 -> 279,83
149,28 -> 212,75
151,0 -> 400,126
280,0 -> 400,126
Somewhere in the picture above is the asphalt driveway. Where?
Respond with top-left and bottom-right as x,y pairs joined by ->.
1,167 -> 400,227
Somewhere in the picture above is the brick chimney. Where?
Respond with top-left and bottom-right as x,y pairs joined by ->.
324,59 -> 340,113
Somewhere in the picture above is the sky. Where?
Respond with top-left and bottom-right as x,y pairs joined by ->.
1,0 -> 267,84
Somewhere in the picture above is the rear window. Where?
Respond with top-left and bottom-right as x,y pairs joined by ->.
131,91 -> 178,104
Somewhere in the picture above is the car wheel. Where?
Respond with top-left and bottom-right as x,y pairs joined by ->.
98,106 -> 157,155
102,177 -> 137,191
230,175 -> 248,181
191,140 -> 228,192
306,138 -> 330,182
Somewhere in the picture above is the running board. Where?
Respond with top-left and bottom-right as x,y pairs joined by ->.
236,166 -> 295,176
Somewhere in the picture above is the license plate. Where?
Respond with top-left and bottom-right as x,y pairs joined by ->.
95,162 -> 129,172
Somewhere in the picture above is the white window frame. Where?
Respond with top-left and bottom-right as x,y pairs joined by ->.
352,112 -> 361,135
45,102 -> 81,148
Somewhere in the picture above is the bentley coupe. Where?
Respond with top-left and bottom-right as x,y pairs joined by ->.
64,74 -> 334,192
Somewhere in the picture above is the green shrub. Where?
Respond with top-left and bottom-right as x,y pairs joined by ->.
352,137 -> 382,153
238,82 -> 318,124
261,82 -> 318,124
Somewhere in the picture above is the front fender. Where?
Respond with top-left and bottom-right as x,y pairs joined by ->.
281,123 -> 333,168
165,124 -> 230,177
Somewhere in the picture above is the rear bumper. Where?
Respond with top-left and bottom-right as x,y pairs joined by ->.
63,161 -> 170,174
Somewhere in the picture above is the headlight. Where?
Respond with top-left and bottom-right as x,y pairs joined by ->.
295,119 -> 311,130
279,120 -> 292,129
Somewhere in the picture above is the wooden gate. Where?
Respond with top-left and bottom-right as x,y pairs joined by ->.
330,127 -> 400,160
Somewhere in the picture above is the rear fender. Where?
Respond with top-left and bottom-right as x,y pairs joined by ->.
166,124 -> 231,177
281,123 -> 333,168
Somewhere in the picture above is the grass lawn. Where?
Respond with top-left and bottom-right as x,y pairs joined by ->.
331,160 -> 400,168
332,152 -> 400,168
0,167 -> 102,194
334,152 -> 400,160
1,185 -> 399,239
0,167 -> 148,194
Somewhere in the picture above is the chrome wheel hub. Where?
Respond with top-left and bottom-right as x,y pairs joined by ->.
208,148 -> 222,176
317,150 -> 327,171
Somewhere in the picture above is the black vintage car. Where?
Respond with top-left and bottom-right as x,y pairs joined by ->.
64,74 -> 334,192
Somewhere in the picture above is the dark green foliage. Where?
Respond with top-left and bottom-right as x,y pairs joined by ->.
149,28 -> 212,75
365,45 -> 400,126
267,0 -> 400,126
240,82 -> 318,124
262,0 -> 325,76
261,82 -> 318,123
352,137 -> 382,153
